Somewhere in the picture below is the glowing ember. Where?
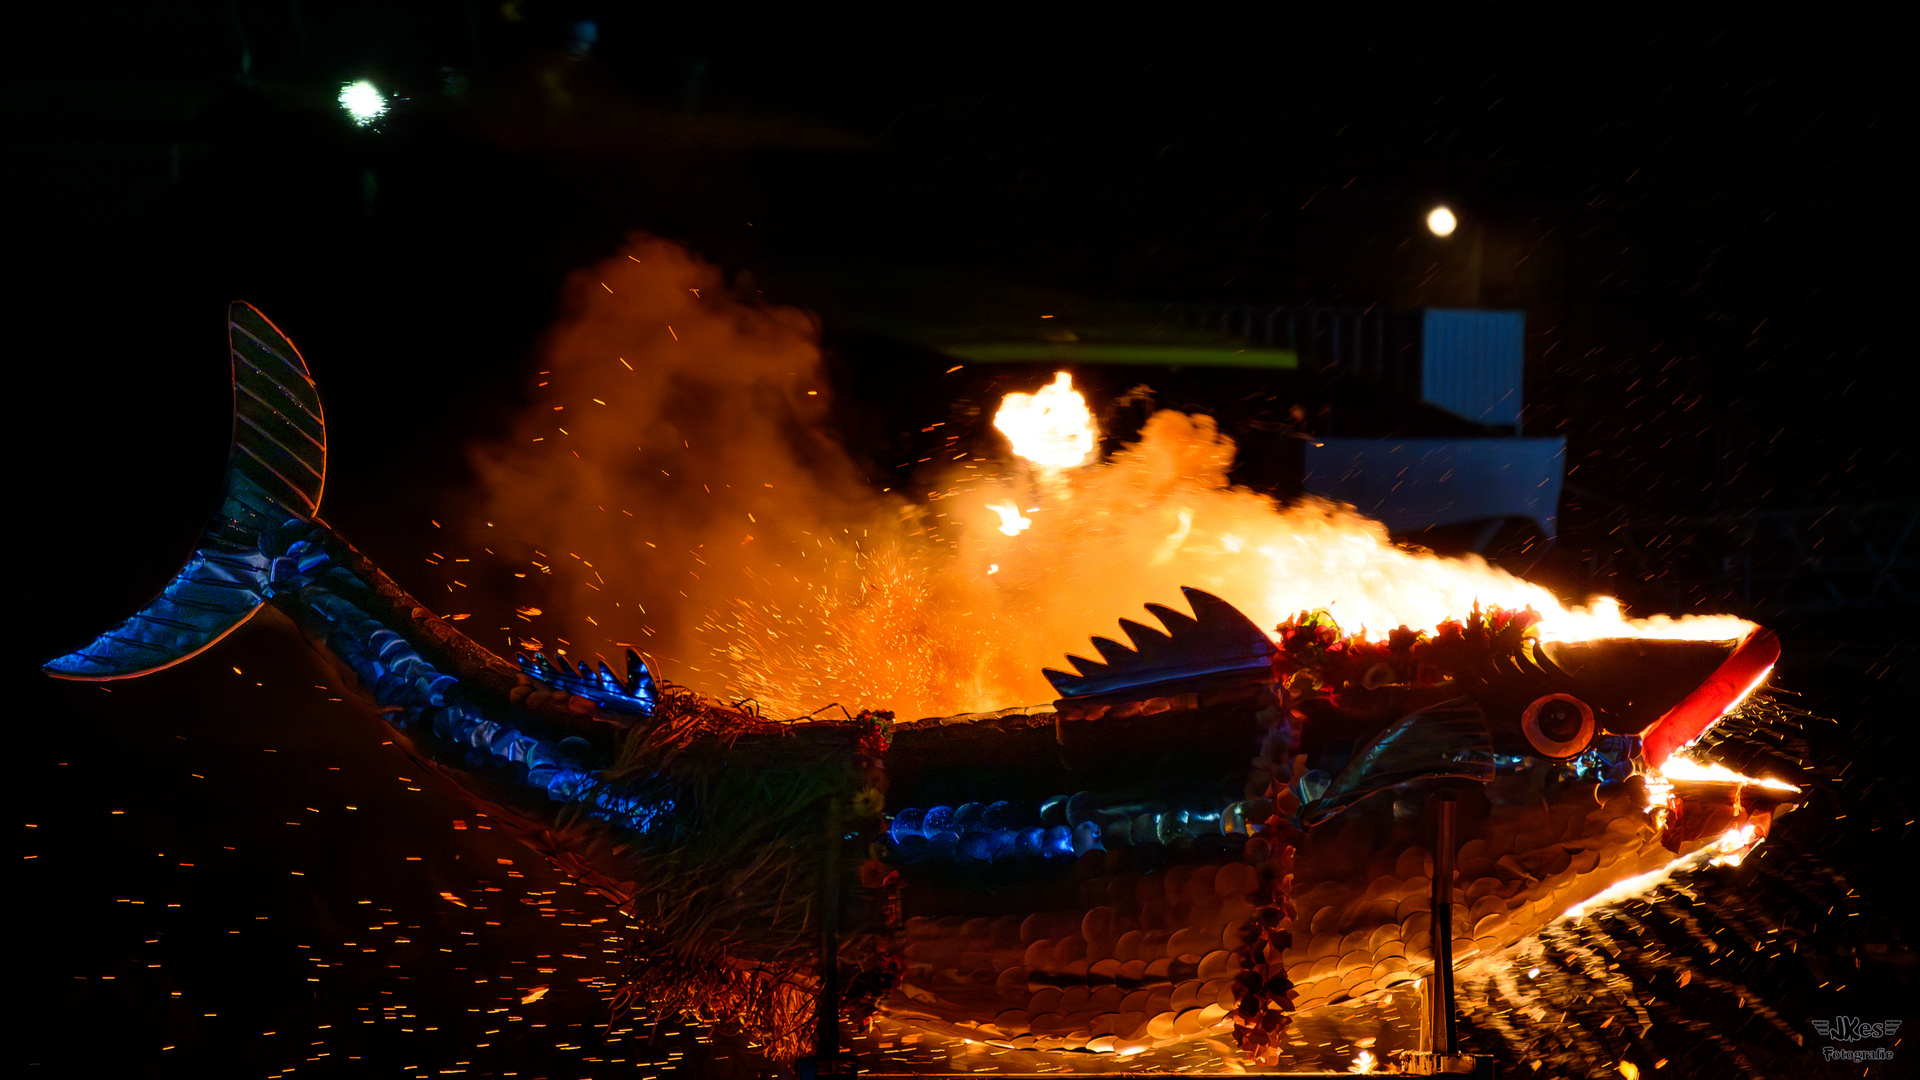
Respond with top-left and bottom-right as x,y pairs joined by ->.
993,371 -> 1097,469
986,502 -> 1032,536
1350,1048 -> 1377,1073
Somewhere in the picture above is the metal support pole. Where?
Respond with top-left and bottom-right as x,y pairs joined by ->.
1416,975 -> 1433,1056
799,797 -> 851,1079
818,796 -> 844,1067
1431,792 -> 1460,1059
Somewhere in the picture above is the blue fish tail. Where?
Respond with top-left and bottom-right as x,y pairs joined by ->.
45,303 -> 325,680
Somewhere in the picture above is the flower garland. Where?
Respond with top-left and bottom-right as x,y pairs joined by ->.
1230,603 -> 1540,1062
1274,603 -> 1543,710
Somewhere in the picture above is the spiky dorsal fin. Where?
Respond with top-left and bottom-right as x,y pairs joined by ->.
45,304 -> 325,680
1042,587 -> 1276,702
517,647 -> 657,716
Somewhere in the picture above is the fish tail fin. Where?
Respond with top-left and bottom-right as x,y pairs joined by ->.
44,303 -> 327,680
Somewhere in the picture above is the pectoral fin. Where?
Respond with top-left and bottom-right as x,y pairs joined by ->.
1300,698 -> 1494,826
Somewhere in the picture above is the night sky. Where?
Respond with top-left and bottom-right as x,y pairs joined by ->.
11,7 -> 1914,1077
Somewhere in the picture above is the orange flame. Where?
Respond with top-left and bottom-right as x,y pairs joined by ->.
993,372 -> 1097,469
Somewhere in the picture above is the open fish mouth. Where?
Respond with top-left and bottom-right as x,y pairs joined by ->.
1536,626 -> 1779,765
1638,627 -> 1782,768
1644,629 -> 1800,862
1544,627 -> 1796,862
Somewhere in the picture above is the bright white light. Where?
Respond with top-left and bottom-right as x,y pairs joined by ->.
339,80 -> 388,126
1657,749 -> 1797,792
1427,205 -> 1458,237
992,371 -> 1097,470
987,502 -> 1032,536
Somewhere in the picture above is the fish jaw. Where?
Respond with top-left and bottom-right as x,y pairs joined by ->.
1655,775 -> 1799,862
1281,762 -> 1801,1017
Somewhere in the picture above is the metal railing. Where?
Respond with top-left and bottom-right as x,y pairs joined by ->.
1150,303 -> 1413,391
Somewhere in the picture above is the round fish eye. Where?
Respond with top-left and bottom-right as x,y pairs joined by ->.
1522,693 -> 1595,760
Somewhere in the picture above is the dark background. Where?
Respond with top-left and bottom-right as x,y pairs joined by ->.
9,6 -> 1914,1077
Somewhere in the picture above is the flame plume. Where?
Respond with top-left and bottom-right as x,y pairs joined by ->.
460,238 -> 1753,721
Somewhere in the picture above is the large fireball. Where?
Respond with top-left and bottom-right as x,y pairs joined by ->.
993,371 -> 1098,470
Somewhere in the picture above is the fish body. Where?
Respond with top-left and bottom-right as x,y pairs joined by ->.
873,605 -> 1786,1058
46,305 -> 1793,1062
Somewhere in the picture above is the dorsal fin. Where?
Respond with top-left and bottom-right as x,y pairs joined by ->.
516,648 -> 658,716
1043,587 -> 1276,701
1090,636 -> 1134,666
1065,654 -> 1104,678
1117,617 -> 1171,654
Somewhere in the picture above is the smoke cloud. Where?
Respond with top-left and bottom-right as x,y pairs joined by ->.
461,236 -> 908,708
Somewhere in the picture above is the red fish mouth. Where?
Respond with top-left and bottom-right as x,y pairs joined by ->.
1637,627 -> 1797,859
1640,627 -> 1781,768
1541,626 -> 1794,861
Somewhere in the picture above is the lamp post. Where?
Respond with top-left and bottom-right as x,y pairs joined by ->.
1427,205 -> 1484,308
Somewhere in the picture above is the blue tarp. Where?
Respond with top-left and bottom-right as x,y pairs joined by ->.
1302,437 -> 1566,539
1421,309 -> 1525,429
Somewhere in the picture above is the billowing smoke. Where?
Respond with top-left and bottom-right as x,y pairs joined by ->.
462,236 -> 905,707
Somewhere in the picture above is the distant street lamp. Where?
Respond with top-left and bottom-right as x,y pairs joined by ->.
1423,205 -> 1485,306
338,80 -> 388,127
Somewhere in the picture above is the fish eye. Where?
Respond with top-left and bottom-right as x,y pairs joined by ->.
1522,693 -> 1595,760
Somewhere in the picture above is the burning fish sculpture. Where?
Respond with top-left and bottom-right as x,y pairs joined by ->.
47,305 -> 1797,1064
